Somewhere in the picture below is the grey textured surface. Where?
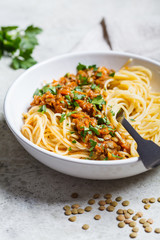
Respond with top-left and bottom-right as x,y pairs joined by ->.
1,0 -> 160,239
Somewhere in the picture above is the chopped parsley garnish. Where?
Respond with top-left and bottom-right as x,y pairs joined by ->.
67,111 -> 77,117
77,63 -> 87,71
38,105 -> 46,113
96,72 -> 102,77
33,88 -> 43,97
73,101 -> 79,107
89,123 -> 100,136
88,64 -> 98,71
65,95 -> 71,100
64,73 -> 70,77
104,157 -> 108,160
70,131 -> 75,134
48,86 -> 57,95
96,115 -> 110,125
79,75 -> 89,85
109,131 -> 116,137
130,119 -> 135,122
73,92 -> 86,100
89,139 -> 97,151
68,147 -> 72,151
91,83 -> 97,90
109,72 -> 115,77
98,138 -> 104,142
72,140 -> 77,144
59,113 -> 66,123
74,86 -> 82,91
110,109 -> 115,116
60,101 -> 64,103
92,95 -> 106,106
89,151 -> 94,157
112,154 -> 123,159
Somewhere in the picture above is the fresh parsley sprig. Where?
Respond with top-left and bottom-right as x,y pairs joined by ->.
0,25 -> 42,69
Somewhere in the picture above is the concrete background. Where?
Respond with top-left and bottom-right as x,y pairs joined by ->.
1,0 -> 160,239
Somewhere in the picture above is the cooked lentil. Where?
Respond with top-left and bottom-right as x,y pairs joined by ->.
124,213 -> 131,219
139,218 -> 146,224
72,204 -> 80,209
124,219 -> 132,224
157,197 -> 160,202
143,222 -> 150,228
71,209 -> 78,214
63,205 -> 71,210
65,210 -> 72,216
147,218 -> 153,224
117,209 -> 124,214
105,199 -> 112,204
110,201 -> 118,207
136,212 -> 143,218
127,209 -> 134,215
132,215 -> 138,221
142,198 -> 149,204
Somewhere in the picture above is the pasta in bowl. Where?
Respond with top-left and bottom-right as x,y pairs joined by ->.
4,52 -> 160,179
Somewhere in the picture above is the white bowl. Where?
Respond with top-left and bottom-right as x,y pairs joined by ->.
4,52 -> 160,180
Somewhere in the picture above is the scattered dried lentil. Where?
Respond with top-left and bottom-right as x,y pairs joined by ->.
110,201 -> 118,207
132,215 -> 138,221
117,209 -> 124,214
136,212 -> 143,218
142,198 -> 149,204
122,200 -> 130,206
72,204 -> 80,209
124,219 -> 132,224
145,226 -> 152,233
71,193 -> 78,198
78,208 -> 84,214
65,210 -> 72,216
139,218 -> 146,224
85,206 -> 92,212
132,227 -> 139,232
116,196 -> 122,202
68,216 -> 76,222
99,206 -> 106,211
88,199 -> 95,205
105,199 -> 112,204
130,232 -> 137,238
98,200 -> 106,206
82,224 -> 89,230
118,222 -> 125,228
157,197 -> 160,202
147,218 -> 153,224
124,213 -> 131,219
129,221 -> 137,227
117,215 -> 125,221
106,206 -> 115,212
149,197 -> 156,203
71,209 -> 78,214
104,193 -> 112,199
155,228 -> 160,233
93,193 -> 100,199
127,209 -> 134,215
63,205 -> 71,210
144,204 -> 150,210
143,222 -> 150,228
94,215 -> 101,220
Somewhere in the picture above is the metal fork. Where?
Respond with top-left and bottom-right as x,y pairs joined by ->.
116,109 -> 160,169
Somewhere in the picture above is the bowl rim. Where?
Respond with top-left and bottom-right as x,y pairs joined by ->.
3,51 -> 160,166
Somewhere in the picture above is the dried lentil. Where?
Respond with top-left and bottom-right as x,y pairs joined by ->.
115,196 -> 122,202
104,193 -> 112,199
122,200 -> 130,206
157,197 -> 160,202
72,204 -> 80,209
130,233 -> 137,238
82,224 -> 89,230
144,204 -> 150,210
145,226 -> 152,233
132,227 -> 139,232
78,208 -> 84,214
127,209 -> 134,215
142,198 -> 149,204
63,205 -> 71,210
93,193 -> 100,199
71,209 -> 78,214
118,222 -> 125,228
129,221 -> 137,227
132,215 -> 138,221
124,219 -> 132,224
65,210 -> 71,216
69,216 -> 76,222
143,222 -> 150,228
99,206 -> 106,211
110,201 -> 118,207
94,215 -> 101,220
85,206 -> 92,212
124,213 -> 131,219
136,212 -> 143,218
117,209 -> 124,214
106,206 -> 115,212
98,200 -> 106,206
71,193 -> 78,198
106,199 -> 112,204
147,218 -> 153,224
139,218 -> 146,224
149,197 -> 156,203
155,228 -> 160,233
117,215 -> 125,221
88,199 -> 95,205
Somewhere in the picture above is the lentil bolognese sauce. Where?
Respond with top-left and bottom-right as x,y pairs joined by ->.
21,62 -> 160,160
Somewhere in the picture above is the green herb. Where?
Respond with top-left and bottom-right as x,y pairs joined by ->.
74,86 -> 82,91
80,126 -> 90,142
89,123 -> 100,136
65,95 -> 71,100
70,131 -> 75,134
77,63 -> 87,71
110,109 -> 115,116
38,104 -> 46,113
72,140 -> 77,144
49,86 -> 57,95
79,75 -> 89,85
109,72 -> 115,77
109,131 -> 115,137
89,139 -> 97,151
60,101 -> 64,103
89,151 -> 93,157
73,101 -> 79,107
59,113 -> 66,123
0,25 -> 42,69
91,83 -> 97,90
87,97 -> 92,103
96,115 -> 110,125
98,138 -> 104,142
112,154 -> 123,159
73,92 -> 86,100
88,64 -> 98,71
130,119 -> 135,122
33,88 -> 43,97
92,95 -> 106,106
64,73 -> 70,77
41,85 -> 57,95
68,147 -> 72,151
104,157 -> 108,160
96,72 -> 102,77
67,111 -> 77,117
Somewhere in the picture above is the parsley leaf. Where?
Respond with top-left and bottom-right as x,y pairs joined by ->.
72,140 -> 77,143
96,72 -> 102,77
79,75 -> 89,85
77,63 -> 87,71
91,83 -> 97,90
130,119 -> 135,122
92,95 -> 106,106
96,116 -> 110,125
73,92 -> 86,100
38,105 -> 46,113
89,139 -> 97,151
68,147 -> 72,151
67,111 -> 77,117
65,95 -> 71,100
88,64 -> 98,71
74,86 -> 82,91
110,109 -> 115,116
89,123 -> 100,136
109,72 -> 115,77
104,157 -> 108,160
112,154 -> 123,159
59,113 -> 66,123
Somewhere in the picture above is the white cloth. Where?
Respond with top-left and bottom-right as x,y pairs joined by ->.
71,16 -> 160,61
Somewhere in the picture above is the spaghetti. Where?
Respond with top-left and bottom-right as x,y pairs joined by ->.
21,62 -> 160,160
